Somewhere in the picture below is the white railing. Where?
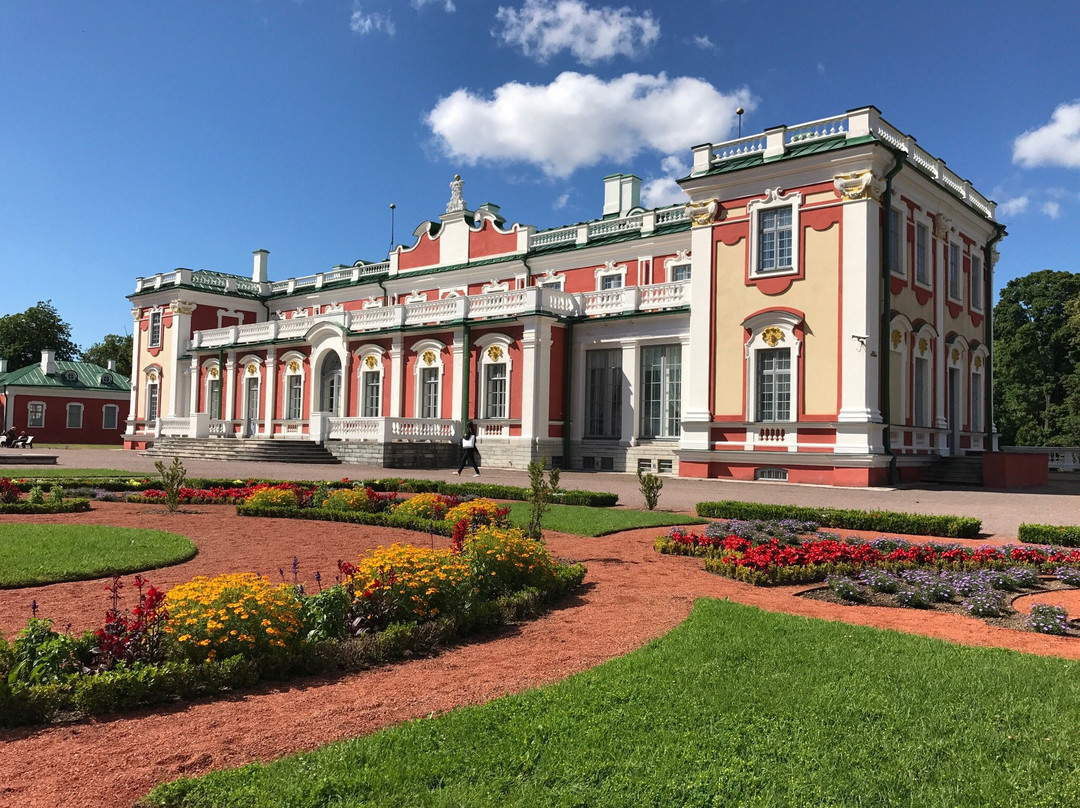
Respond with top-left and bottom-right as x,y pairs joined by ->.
785,114 -> 848,145
403,297 -> 465,327
710,133 -> 767,163
655,206 -> 688,226
158,416 -> 191,437
391,418 -> 458,440
530,226 -> 578,247
475,419 -> 520,439
639,281 -> 689,310
588,214 -> 643,238
327,417 -> 382,441
469,288 -> 538,319
208,419 -> 231,436
582,288 -> 636,316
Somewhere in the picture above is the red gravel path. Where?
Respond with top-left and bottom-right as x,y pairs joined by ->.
1,503 -> 1078,808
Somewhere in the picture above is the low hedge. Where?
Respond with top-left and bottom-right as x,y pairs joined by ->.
235,503 -> 457,535
0,499 -> 91,515
1,564 -> 586,727
695,500 -> 981,539
1018,523 -> 1080,547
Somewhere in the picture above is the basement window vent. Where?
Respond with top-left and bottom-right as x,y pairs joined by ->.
581,456 -> 596,470
657,459 -> 674,474
638,458 -> 653,472
755,467 -> 788,482
600,457 -> 614,471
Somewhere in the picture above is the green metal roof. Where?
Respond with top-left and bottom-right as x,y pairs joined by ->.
0,359 -> 131,392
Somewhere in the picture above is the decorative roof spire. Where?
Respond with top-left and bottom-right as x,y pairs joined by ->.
446,174 -> 466,213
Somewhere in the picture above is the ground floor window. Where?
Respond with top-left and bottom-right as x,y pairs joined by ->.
103,404 -> 119,430
286,375 -> 303,420
971,370 -> 984,432
483,363 -> 507,419
207,378 -> 222,418
585,348 -> 622,438
755,348 -> 791,422
420,367 -> 440,419
914,356 -> 930,427
66,403 -> 83,429
640,345 -> 681,438
28,401 -> 45,428
362,370 -> 381,417
146,383 -> 159,422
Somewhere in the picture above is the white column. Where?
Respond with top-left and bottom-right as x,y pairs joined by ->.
519,317 -> 551,444
621,340 -> 639,447
933,222 -> 948,451
570,340 -> 587,442
680,220 -> 714,451
389,335 -> 404,418
263,349 -> 277,436
167,300 -> 196,417
188,355 -> 199,415
451,327 -> 465,423
225,351 -> 237,430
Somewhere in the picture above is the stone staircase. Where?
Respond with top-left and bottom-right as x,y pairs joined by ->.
142,437 -> 340,465
921,454 -> 983,487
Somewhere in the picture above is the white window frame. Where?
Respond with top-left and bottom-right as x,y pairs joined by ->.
203,361 -> 222,418
742,311 -> 803,424
639,343 -> 682,439
356,346 -> 385,418
240,358 -> 262,425
27,400 -> 46,429
534,270 -> 565,290
912,326 -> 936,429
948,242 -> 962,302
889,315 -> 913,424
664,250 -> 692,283
475,334 -> 513,421
970,254 -> 984,311
888,207 -> 905,278
148,309 -> 162,348
102,404 -> 119,431
584,347 -> 623,439
595,261 -> 627,291
411,340 -> 446,420
915,221 -> 931,287
281,353 -> 306,421
146,380 -> 160,422
66,402 -> 84,429
748,188 -> 802,278
971,348 -> 988,433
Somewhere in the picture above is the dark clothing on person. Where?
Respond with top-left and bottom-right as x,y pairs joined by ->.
456,424 -> 480,475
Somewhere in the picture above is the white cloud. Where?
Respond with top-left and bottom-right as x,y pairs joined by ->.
693,35 -> 715,50
494,0 -> 660,65
998,196 -> 1029,216
1014,101 -> 1080,169
412,0 -> 456,11
1042,200 -> 1062,219
426,71 -> 754,178
641,155 -> 689,207
350,4 -> 395,35
553,192 -> 571,209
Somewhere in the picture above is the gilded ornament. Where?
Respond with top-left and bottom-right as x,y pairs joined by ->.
288,360 -> 300,373
148,371 -> 157,383
974,355 -> 983,370
833,171 -> 883,201
209,366 -> 219,378
891,329 -> 902,349
762,327 -> 784,347
685,198 -> 719,226
486,345 -> 504,362
422,350 -> 436,366
951,348 -> 959,364
247,364 -> 258,376
364,355 -> 377,369
918,337 -> 928,356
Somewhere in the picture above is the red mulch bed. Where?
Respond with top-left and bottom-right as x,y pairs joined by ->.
1,503 -> 1078,808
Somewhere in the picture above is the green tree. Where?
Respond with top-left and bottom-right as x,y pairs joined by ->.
81,333 -> 133,376
0,300 -> 79,371
993,269 -> 1080,445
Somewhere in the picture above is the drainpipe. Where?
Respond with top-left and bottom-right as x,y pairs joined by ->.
983,223 -> 1006,453
879,147 -> 905,484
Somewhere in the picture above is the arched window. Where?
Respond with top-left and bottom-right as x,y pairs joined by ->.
476,335 -> 513,420
889,315 -> 913,425
203,361 -> 222,418
912,325 -> 937,429
282,354 -> 306,420
356,345 -> 385,418
318,352 -> 343,416
412,340 -> 445,420
742,310 -> 803,423
144,367 -> 162,422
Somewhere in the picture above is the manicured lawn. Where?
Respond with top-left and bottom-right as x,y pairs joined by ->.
146,599 -> 1080,807
0,525 -> 196,587
0,468 -> 134,479
505,502 -> 705,536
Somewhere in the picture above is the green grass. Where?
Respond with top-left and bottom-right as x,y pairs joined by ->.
145,599 -> 1080,807
0,468 -> 134,479
504,502 -> 704,536
0,524 -> 196,587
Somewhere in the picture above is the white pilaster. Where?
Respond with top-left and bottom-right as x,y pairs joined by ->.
263,350 -> 277,436
389,335 -> 404,417
520,317 -> 552,443
128,308 -> 141,427
836,195 -> 881,432
933,224 -> 948,451
450,328 -> 465,423
680,218 -> 714,451
188,355 -> 199,416
225,351 -> 237,427
621,340 -> 639,446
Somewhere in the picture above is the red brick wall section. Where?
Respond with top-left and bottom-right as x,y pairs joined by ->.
982,452 -> 1048,488
4,392 -> 129,445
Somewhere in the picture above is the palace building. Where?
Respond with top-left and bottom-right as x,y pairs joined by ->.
124,106 -> 1003,486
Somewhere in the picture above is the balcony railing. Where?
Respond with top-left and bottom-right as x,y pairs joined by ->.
187,281 -> 690,349
326,417 -> 459,442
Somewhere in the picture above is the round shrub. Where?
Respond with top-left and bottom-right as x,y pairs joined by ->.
1056,567 -> 1080,587
859,567 -> 900,594
963,590 -> 1006,617
346,544 -> 474,629
1028,603 -> 1070,635
895,587 -> 931,609
164,573 -> 304,662
245,485 -> 300,509
826,576 -> 865,603
462,526 -> 559,599
322,487 -> 372,512
392,493 -> 459,521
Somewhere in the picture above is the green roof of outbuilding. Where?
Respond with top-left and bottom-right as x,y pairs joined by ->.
0,360 -> 131,392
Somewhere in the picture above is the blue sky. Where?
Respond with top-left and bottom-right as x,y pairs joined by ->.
1,0 -> 1078,351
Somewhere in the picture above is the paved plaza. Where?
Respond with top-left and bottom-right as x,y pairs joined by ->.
4,447 -> 1078,540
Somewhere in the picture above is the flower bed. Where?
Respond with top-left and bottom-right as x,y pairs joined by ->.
0,524 -> 586,728
0,476 -> 91,514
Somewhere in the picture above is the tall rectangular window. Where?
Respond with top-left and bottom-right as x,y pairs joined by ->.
948,243 -> 961,300
914,356 -> 929,427
286,376 -> 303,420
66,403 -> 83,429
971,370 -> 984,432
888,208 -> 903,276
28,402 -> 45,428
483,363 -> 507,419
585,349 -> 622,439
758,207 -> 793,273
102,404 -> 119,430
207,379 -> 222,418
362,371 -> 381,418
755,349 -> 791,422
970,255 -> 984,309
640,345 -> 681,438
146,383 -> 159,421
915,223 -> 930,285
149,310 -> 162,348
420,367 -> 439,419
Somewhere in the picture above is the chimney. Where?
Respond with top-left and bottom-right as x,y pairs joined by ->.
602,174 -> 642,217
253,249 -> 269,283
107,359 -> 117,371
41,349 -> 56,375
0,359 -> 7,374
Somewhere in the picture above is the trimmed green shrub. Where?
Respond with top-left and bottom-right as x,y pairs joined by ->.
695,500 -> 980,538
1018,523 -> 1080,547
0,499 -> 91,515
236,503 -> 457,536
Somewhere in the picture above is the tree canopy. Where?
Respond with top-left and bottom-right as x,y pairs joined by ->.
993,269 -> 1080,446
81,333 -> 133,377
0,300 -> 79,371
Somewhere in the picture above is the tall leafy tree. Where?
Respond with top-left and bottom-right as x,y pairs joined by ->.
993,270 -> 1080,445
0,300 -> 79,370
81,333 -> 133,376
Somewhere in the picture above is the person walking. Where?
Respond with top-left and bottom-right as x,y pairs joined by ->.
454,421 -> 480,476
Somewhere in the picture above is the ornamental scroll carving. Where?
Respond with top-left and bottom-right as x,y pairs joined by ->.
933,214 -> 952,239
288,360 -> 300,373
833,171 -> 883,201
762,327 -> 784,347
169,300 -> 197,315
974,355 -> 983,370
685,198 -> 719,226
209,366 -> 219,378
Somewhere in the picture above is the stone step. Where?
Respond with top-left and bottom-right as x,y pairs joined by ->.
922,456 -> 983,486
143,437 -> 340,465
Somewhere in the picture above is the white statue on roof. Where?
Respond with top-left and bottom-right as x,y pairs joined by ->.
446,174 -> 466,213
